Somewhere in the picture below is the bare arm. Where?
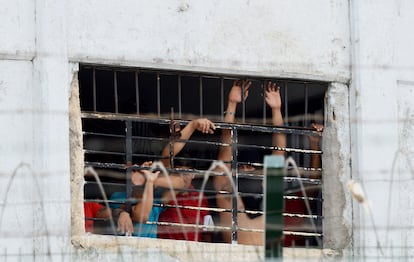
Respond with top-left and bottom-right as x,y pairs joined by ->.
135,161 -> 186,189
95,206 -> 112,219
161,118 -> 216,167
217,80 -> 251,166
215,80 -> 251,189
308,123 -> 323,178
264,82 -> 286,156
154,175 -> 185,189
130,170 -> 159,223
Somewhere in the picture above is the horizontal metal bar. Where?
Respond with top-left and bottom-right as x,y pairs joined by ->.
81,112 -> 322,137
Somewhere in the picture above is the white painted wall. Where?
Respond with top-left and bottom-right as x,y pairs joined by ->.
66,0 -> 350,82
349,0 -> 414,259
1,0 -> 414,260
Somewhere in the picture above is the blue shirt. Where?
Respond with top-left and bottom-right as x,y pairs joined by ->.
109,190 -> 164,238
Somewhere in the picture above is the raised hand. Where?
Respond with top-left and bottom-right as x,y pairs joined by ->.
228,80 -> 252,104
264,81 -> 282,110
308,123 -> 324,145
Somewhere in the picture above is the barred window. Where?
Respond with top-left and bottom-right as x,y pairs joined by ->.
79,64 -> 326,247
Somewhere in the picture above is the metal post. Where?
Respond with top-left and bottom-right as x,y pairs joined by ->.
231,127 -> 239,244
125,121 -> 133,213
264,155 -> 285,259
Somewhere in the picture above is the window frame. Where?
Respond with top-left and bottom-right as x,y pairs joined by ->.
72,63 -> 348,256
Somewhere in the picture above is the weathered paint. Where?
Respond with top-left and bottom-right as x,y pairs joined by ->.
1,0 -> 414,260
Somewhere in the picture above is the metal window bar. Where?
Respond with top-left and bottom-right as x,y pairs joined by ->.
231,126 -> 239,244
241,81 -> 246,123
199,76 -> 203,117
220,77 -> 224,122
79,65 -> 326,246
125,121 -> 133,212
84,175 -> 322,217
134,70 -> 140,115
157,72 -> 161,117
114,71 -> 119,113
178,74 -> 182,119
262,80 -> 267,125
92,67 -> 97,111
82,116 -> 323,244
305,83 -> 309,127
283,80 -> 288,125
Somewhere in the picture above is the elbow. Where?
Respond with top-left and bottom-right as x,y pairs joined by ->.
131,206 -> 149,223
137,215 -> 149,223
132,213 -> 149,224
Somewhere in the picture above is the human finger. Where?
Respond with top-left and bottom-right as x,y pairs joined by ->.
243,80 -> 252,91
117,223 -> 125,235
209,121 -> 216,133
266,81 -> 273,91
311,123 -> 324,133
124,220 -> 133,236
197,119 -> 215,134
204,121 -> 216,134
233,79 -> 242,87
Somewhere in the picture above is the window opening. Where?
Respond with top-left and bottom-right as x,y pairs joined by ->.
79,64 -> 326,247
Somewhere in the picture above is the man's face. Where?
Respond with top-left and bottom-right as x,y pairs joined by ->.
238,164 -> 256,172
238,164 -> 263,176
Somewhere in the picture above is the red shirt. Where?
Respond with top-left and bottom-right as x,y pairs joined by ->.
158,187 -> 210,241
84,202 -> 105,232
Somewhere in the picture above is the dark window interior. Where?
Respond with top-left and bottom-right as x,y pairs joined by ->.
79,64 -> 326,247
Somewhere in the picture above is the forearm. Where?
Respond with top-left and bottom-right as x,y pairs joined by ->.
309,141 -> 321,169
218,101 -> 238,163
95,207 -> 112,218
131,181 -> 154,223
161,121 -> 196,167
224,101 -> 237,123
154,175 -> 185,189
271,108 -> 286,156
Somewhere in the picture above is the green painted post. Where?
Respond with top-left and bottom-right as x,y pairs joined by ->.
264,155 -> 285,260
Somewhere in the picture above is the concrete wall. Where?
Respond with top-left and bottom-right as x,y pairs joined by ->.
66,0 -> 350,82
1,0 -> 413,260
349,0 -> 414,259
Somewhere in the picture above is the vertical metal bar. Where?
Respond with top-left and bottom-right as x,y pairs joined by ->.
178,74 -> 182,119
199,76 -> 203,117
264,155 -> 285,258
135,71 -> 140,115
231,127 -> 239,244
169,109 -> 176,168
285,80 -> 296,164
92,67 -> 97,111
283,81 -> 288,125
304,82 -> 310,173
241,80 -> 245,123
114,71 -> 119,113
157,72 -> 161,117
262,80 -> 267,125
125,121 -> 133,213
304,82 -> 309,127
220,77 -> 224,122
